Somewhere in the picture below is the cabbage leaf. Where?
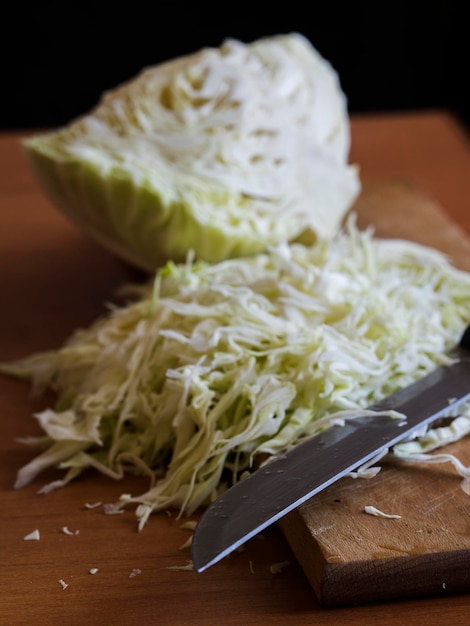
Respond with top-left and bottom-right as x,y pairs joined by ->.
22,33 -> 360,271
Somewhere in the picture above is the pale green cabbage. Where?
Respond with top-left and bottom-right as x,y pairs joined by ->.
23,33 -> 360,272
3,220 -> 470,528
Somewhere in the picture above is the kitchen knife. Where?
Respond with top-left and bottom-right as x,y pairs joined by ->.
192,325 -> 470,573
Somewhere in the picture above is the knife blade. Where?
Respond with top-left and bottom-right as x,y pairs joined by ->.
192,325 -> 470,573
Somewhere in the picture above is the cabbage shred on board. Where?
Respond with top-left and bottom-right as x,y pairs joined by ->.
22,33 -> 360,272
3,220 -> 470,528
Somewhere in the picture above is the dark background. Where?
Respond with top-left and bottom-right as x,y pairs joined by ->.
2,3 -> 469,133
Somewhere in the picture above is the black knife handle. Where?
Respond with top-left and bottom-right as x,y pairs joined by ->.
460,324 -> 470,350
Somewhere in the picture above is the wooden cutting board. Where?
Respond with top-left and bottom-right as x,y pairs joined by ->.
279,178 -> 470,607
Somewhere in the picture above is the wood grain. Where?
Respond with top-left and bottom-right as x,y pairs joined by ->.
352,178 -> 470,271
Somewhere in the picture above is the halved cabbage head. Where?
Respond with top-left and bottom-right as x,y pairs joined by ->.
23,33 -> 360,272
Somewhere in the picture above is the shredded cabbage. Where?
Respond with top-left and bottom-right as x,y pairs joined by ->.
2,219 -> 470,527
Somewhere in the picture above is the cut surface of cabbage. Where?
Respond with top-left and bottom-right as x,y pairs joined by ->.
3,220 -> 470,528
23,33 -> 360,272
